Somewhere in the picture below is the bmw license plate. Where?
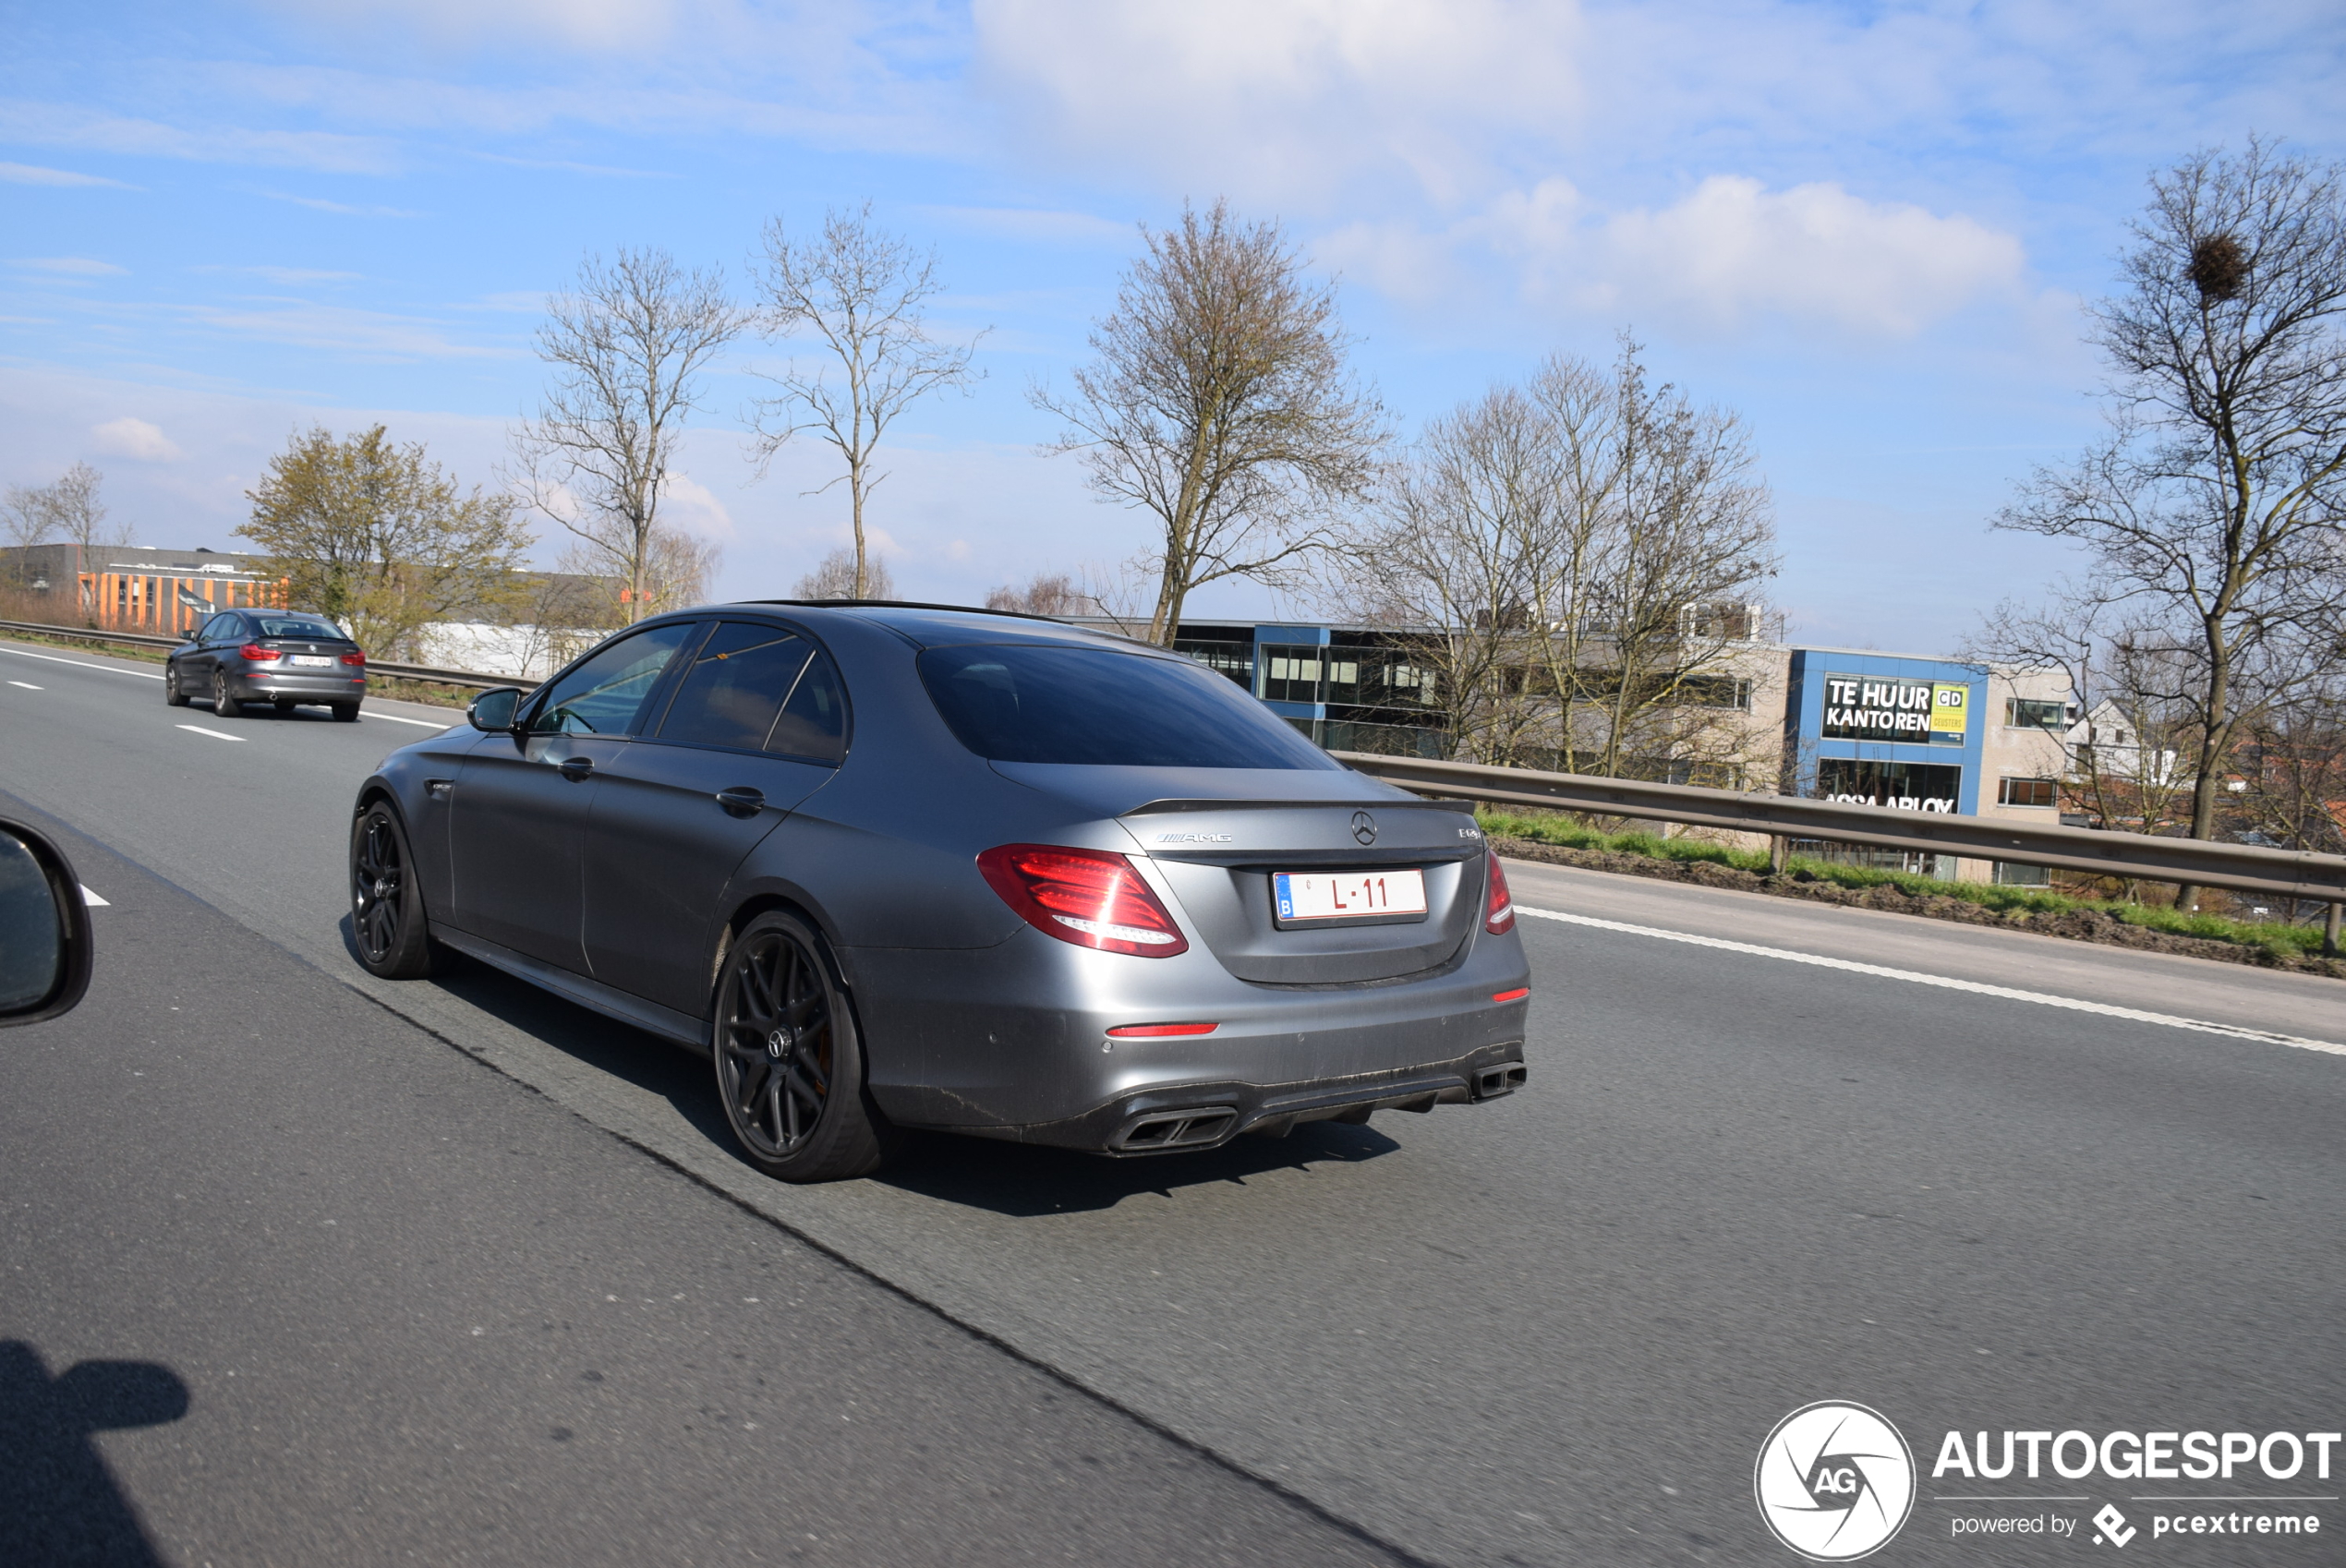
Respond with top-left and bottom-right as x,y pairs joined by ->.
291,655 -> 334,667
1273,868 -> 1427,923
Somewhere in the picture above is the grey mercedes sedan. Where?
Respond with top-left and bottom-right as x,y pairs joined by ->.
349,603 -> 1530,1181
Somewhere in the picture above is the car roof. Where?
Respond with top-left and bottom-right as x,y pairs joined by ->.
726,600 -> 1163,654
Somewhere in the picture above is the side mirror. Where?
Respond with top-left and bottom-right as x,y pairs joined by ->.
468,687 -> 525,732
0,817 -> 93,1028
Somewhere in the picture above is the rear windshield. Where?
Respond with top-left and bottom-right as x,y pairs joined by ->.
918,644 -> 1340,770
250,615 -> 348,641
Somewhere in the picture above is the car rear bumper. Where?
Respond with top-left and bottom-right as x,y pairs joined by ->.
846,926 -> 1532,1152
228,670 -> 367,700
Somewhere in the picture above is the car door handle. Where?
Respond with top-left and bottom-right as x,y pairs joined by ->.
558,756 -> 594,782
715,787 -> 766,818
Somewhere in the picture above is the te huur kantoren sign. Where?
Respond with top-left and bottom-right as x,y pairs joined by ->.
1820,674 -> 1970,745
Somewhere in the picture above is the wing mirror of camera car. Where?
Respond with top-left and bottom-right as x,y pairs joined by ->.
0,818 -> 93,1029
467,687 -> 525,733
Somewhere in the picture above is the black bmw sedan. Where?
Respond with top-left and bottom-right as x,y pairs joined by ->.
167,609 -> 368,720
349,603 -> 1531,1182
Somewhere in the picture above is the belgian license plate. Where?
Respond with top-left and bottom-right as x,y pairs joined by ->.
1273,868 -> 1427,923
291,655 -> 333,667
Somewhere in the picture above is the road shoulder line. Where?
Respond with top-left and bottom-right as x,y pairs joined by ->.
1520,905 -> 2345,1055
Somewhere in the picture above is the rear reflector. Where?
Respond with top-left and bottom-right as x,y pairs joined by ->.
1483,850 -> 1516,935
1492,988 -> 1530,1004
977,844 -> 1191,959
1106,1022 -> 1218,1037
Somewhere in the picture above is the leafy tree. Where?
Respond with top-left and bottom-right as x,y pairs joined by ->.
239,425 -> 533,657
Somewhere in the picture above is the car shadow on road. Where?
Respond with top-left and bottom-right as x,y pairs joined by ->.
0,1340 -> 190,1568
335,915 -> 737,1152
334,918 -> 1406,1217
871,1120 -> 1404,1218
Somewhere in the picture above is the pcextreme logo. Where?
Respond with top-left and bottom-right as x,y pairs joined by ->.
1755,1402 -> 1917,1561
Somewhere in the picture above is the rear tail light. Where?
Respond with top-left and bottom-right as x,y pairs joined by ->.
342,649 -> 366,666
1483,850 -> 1516,935
239,643 -> 282,662
978,844 -> 1190,958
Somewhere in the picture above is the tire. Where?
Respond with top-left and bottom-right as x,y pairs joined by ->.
212,672 -> 240,718
711,911 -> 895,1182
350,802 -> 450,979
164,665 -> 188,706
332,703 -> 360,723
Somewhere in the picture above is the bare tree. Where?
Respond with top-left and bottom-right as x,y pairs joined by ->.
750,204 -> 979,600
1329,343 -> 1776,782
513,248 -> 745,622
6,462 -> 131,566
985,572 -> 1099,618
793,547 -> 896,601
1968,597 -> 2202,867
1992,139 -> 2346,905
1034,199 -> 1385,646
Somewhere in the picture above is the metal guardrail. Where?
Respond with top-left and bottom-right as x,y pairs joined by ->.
7,614 -> 2338,906
1332,751 -> 2346,906
0,618 -> 519,693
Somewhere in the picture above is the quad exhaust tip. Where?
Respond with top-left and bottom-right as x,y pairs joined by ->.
1474,1063 -> 1528,1099
1116,1108 -> 1239,1151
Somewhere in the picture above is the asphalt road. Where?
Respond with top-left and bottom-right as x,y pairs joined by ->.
4,635 -> 2341,1568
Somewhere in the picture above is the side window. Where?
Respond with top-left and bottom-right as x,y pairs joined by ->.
529,622 -> 697,737
765,647 -> 849,765
205,614 -> 245,645
655,622 -> 811,753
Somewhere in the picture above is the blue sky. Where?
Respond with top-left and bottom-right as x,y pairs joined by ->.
5,0 -> 2341,652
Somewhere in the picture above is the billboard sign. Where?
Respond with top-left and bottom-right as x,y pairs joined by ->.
1817,759 -> 1963,814
1820,674 -> 1970,745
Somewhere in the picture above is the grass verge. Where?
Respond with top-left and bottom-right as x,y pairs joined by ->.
1477,808 -> 2336,964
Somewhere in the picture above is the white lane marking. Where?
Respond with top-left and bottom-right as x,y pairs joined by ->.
8,680 -> 42,689
367,710 -> 453,729
81,886 -> 109,907
1518,905 -> 2346,1056
175,724 -> 247,742
0,645 -> 165,679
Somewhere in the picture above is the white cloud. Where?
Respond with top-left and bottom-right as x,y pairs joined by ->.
1329,175 -> 2026,338
92,417 -> 184,462
194,265 -> 366,285
1582,176 -> 2026,335
973,0 -> 1584,206
11,257 -> 128,276
918,206 -> 1134,247
0,162 -> 136,188
251,0 -> 684,52
262,192 -> 424,218
0,101 -> 400,175
659,473 -> 738,540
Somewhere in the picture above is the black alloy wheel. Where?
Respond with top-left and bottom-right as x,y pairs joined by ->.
164,665 -> 187,706
212,671 -> 239,718
712,911 -> 892,1182
349,802 -> 446,979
